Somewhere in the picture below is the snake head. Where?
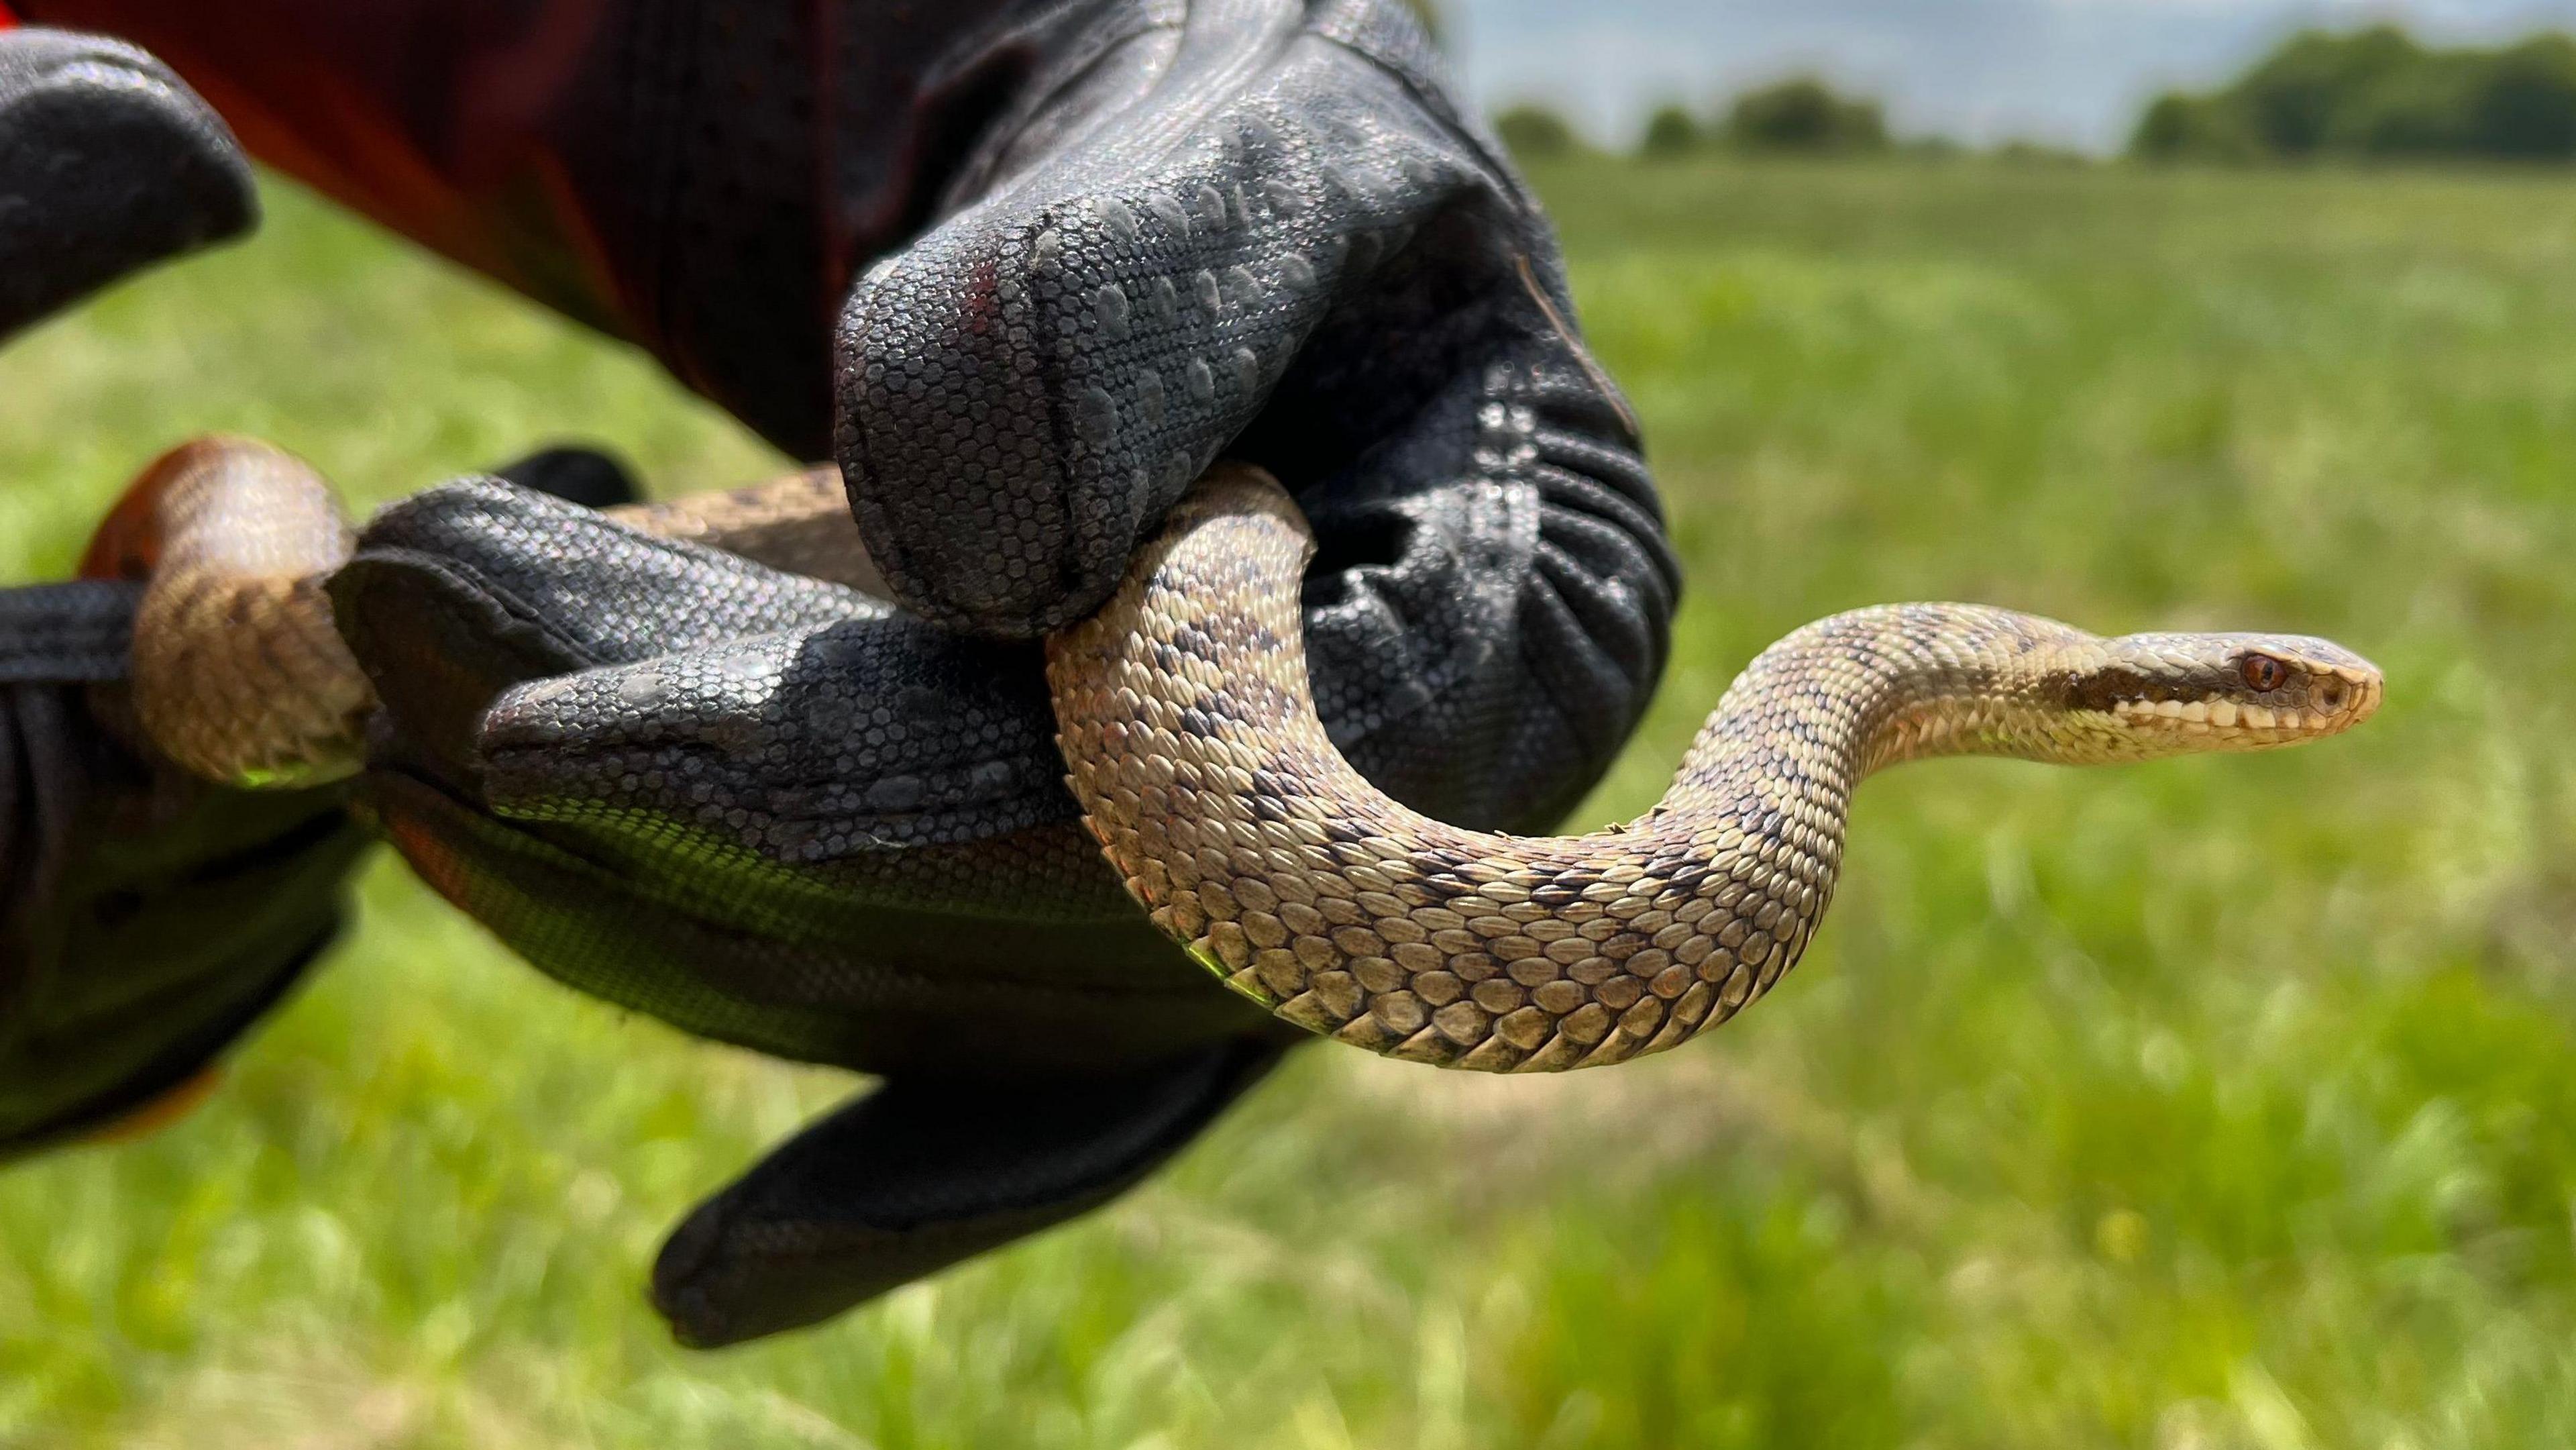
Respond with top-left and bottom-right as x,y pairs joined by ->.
2059,631 -> 2383,760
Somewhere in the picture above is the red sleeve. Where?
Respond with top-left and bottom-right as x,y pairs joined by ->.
11,0 -> 635,339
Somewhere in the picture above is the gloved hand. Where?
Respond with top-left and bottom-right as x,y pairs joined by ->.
836,0 -> 1666,661
7,0 -> 1675,1349
328,0 -> 1678,1338
0,0 -> 1670,1343
0,584 -> 362,1157
333,476 -> 1305,1348
1,484 -> 644,1165
0,25 -> 355,1156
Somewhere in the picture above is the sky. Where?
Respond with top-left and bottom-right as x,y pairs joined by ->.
1440,0 -> 2576,151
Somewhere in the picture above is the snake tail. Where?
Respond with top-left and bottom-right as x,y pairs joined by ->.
85,436 -> 372,788
88,439 -> 889,789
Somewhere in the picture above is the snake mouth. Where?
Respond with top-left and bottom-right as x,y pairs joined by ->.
2097,658 -> 2382,747
2106,683 -> 2379,735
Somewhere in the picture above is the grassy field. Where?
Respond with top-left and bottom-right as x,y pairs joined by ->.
3,156 -> 2573,1447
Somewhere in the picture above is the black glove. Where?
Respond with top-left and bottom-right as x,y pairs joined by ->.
837,0 -> 1672,691
0,28 -> 677,1156
0,27 -> 254,339
0,582 -> 362,1156
11,1 -> 1670,1349
0,25 -> 353,1155
329,0 -> 1676,1347
0,444 -> 647,1158
333,478 -> 1299,1347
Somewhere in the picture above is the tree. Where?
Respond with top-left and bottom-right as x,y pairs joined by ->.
2133,93 -> 2257,161
1722,76 -> 1888,154
1495,103 -> 1580,161
2127,23 -> 2576,163
1639,105 -> 1702,160
2233,25 -> 2424,156
2471,36 -> 2576,158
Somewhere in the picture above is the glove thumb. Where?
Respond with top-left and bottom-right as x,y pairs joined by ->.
0,27 -> 255,342
651,1035 -> 1289,1347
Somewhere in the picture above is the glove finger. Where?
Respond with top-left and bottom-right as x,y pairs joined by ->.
0,913 -> 334,1159
1285,348 -> 1678,834
0,27 -> 256,342
835,3 -> 1511,637
474,615 -> 1087,900
41,783 -> 358,1024
490,444 -> 643,510
1230,217 -> 1677,833
0,583 -> 144,904
358,766 -> 1260,1074
0,580 -> 139,685
355,480 -> 1125,919
0,676 -> 361,1155
331,480 -> 881,779
651,1035 -> 1292,1347
340,489 -> 1256,1072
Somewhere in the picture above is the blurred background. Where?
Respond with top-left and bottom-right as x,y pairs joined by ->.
7,1 -> 2576,1445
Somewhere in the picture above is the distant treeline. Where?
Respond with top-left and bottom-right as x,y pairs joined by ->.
1495,25 -> 2576,169
1499,78 -> 1890,160
2134,25 -> 2576,162
1495,77 -> 2084,166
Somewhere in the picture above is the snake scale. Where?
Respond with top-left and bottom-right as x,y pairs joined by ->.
86,435 -> 2382,1072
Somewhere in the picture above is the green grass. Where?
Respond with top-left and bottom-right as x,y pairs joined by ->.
3,157 -> 2573,1447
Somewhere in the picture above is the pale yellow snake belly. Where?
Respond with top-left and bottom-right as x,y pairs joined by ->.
85,435 -> 2383,1072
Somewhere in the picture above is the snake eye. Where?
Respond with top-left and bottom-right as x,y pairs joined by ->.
2239,654 -> 2288,692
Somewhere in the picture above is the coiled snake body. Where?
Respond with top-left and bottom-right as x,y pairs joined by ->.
87,437 -> 2382,1072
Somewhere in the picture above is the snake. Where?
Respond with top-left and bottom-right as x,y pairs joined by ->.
83,433 -> 2382,1073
